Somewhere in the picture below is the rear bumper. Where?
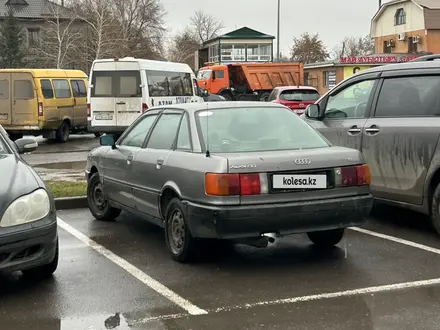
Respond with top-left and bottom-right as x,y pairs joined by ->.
184,194 -> 373,239
0,213 -> 58,273
88,121 -> 128,134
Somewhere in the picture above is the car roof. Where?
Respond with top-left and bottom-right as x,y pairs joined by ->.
145,101 -> 286,114
354,60 -> 440,76
274,86 -> 318,92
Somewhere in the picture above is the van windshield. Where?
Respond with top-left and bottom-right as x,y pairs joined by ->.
91,70 -> 141,97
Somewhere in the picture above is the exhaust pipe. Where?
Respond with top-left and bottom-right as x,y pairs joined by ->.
233,233 -> 278,248
262,233 -> 277,244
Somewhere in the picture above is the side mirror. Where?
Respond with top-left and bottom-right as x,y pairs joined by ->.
100,134 -> 116,149
305,104 -> 322,119
15,138 -> 38,154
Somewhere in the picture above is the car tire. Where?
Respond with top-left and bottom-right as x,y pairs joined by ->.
56,121 -> 70,143
259,92 -> 271,102
164,197 -> 200,263
220,92 -> 232,101
307,228 -> 345,247
23,239 -> 59,279
430,183 -> 440,235
87,172 -> 121,221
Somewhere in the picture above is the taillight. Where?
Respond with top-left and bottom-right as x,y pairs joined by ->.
38,102 -> 43,116
87,103 -> 91,116
340,164 -> 371,187
142,103 -> 148,112
205,173 -> 262,196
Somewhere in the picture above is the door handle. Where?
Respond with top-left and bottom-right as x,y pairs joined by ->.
365,125 -> 380,135
156,158 -> 164,165
127,154 -> 134,165
348,125 -> 362,134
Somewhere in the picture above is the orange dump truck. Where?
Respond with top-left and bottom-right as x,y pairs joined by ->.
196,62 -> 304,101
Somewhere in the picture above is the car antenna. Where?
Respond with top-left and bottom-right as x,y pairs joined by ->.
205,102 -> 210,157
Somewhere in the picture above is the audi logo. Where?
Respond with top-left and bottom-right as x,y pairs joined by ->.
294,158 -> 311,165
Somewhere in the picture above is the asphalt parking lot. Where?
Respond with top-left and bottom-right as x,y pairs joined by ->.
2,206 -> 440,330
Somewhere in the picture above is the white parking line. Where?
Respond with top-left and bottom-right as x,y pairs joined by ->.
57,217 -> 208,316
350,227 -> 440,255
137,277 -> 440,323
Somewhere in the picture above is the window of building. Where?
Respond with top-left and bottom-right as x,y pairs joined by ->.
232,44 -> 246,61
221,44 -> 233,61
27,28 -> 40,48
375,76 -> 440,117
383,41 -> 393,53
208,45 -> 219,63
323,70 -> 336,89
304,72 -> 309,86
246,44 -> 272,62
408,37 -> 417,53
40,79 -> 54,99
395,8 -> 406,25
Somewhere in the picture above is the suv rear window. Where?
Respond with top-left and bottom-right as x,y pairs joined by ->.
196,106 -> 329,153
280,89 -> 319,101
91,70 -> 141,97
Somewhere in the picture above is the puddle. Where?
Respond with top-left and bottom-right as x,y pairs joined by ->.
34,161 -> 86,170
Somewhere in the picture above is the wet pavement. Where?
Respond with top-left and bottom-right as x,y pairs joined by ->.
30,134 -> 100,155
2,205 -> 440,329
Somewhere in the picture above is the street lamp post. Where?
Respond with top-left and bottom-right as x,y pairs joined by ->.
277,0 -> 280,61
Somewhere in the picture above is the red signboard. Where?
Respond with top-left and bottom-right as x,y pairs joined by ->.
340,55 -> 419,64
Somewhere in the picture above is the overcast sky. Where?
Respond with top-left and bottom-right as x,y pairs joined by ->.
162,0 -> 380,56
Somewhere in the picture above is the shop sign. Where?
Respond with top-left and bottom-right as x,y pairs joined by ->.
340,55 -> 419,64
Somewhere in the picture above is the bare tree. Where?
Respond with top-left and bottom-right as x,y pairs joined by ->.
110,0 -> 166,58
332,35 -> 375,59
168,29 -> 200,68
37,1 -> 82,68
190,10 -> 224,43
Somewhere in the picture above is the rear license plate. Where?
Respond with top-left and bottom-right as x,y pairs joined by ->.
95,113 -> 113,120
272,174 -> 327,189
0,113 -> 8,120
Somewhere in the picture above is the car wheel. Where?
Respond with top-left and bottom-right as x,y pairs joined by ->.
165,198 -> 199,263
94,132 -> 101,138
56,121 -> 70,143
23,239 -> 59,279
87,172 -> 121,221
307,228 -> 345,247
220,92 -> 232,101
259,92 -> 271,102
430,183 -> 440,235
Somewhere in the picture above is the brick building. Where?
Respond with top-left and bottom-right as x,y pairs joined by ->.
371,0 -> 440,54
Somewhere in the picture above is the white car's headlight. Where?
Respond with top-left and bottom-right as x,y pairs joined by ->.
0,189 -> 51,227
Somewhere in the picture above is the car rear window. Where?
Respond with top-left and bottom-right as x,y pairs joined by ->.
196,106 -> 329,153
91,70 -> 141,97
280,89 -> 319,101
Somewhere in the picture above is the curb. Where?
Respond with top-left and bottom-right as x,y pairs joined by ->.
55,196 -> 88,210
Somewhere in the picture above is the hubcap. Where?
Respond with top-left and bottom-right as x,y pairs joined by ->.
93,182 -> 106,212
169,210 -> 185,253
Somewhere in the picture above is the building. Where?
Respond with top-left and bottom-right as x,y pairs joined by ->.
304,54 -> 420,95
195,27 -> 275,70
371,0 -> 440,54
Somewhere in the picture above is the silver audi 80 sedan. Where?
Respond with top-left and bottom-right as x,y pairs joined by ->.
0,125 -> 58,277
85,102 -> 373,262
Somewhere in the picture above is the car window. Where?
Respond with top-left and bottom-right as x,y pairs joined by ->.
214,70 -> 224,79
147,113 -> 182,150
0,80 -> 9,99
375,76 -> 440,117
119,114 -> 158,147
53,79 -> 71,98
71,80 -> 87,97
40,79 -> 54,98
196,107 -> 329,153
267,89 -> 277,101
280,89 -> 320,101
176,114 -> 191,150
14,80 -> 34,99
324,80 -> 375,119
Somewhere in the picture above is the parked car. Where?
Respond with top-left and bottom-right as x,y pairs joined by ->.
268,86 -> 320,116
0,124 -> 58,277
302,60 -> 440,234
85,102 -> 373,262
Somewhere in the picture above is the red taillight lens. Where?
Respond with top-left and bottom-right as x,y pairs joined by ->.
341,164 -> 371,186
38,102 -> 43,116
239,173 -> 261,195
87,103 -> 91,116
142,103 -> 148,112
205,173 -> 261,196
